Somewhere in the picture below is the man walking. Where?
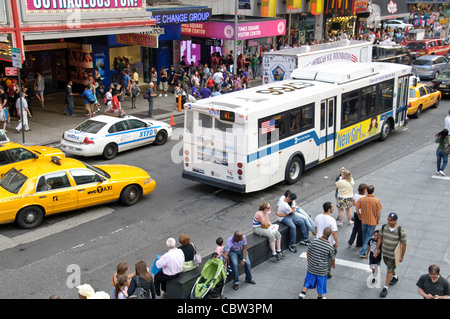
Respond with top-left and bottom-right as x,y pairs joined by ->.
356,185 -> 382,258
374,212 -> 407,298
298,227 -> 336,299
314,202 -> 338,278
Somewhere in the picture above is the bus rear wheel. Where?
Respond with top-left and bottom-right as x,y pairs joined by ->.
285,156 -> 303,185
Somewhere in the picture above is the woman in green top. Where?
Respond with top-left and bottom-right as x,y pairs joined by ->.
435,129 -> 449,176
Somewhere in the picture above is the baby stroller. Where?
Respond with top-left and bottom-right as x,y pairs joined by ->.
190,257 -> 227,299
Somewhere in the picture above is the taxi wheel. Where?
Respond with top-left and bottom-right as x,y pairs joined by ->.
414,105 -> 422,118
102,143 -> 118,160
120,185 -> 141,206
16,206 -> 44,229
154,130 -> 168,145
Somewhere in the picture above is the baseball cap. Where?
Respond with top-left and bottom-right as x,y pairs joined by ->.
388,212 -> 398,220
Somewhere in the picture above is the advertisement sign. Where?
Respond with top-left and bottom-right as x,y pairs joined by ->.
335,116 -> 381,152
5,67 -> 18,76
148,8 -> 212,26
25,0 -> 144,12
181,19 -> 286,41
116,33 -> 159,48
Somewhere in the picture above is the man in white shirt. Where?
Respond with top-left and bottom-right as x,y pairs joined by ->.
314,202 -> 338,278
276,191 -> 310,253
154,237 -> 185,298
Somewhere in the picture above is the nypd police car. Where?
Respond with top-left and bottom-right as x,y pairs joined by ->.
61,114 -> 172,160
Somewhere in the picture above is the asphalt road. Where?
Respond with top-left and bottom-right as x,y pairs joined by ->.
0,95 -> 448,299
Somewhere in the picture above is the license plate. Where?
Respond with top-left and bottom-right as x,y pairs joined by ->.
440,84 -> 447,88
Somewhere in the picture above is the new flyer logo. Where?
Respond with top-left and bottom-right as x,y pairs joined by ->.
387,0 -> 397,14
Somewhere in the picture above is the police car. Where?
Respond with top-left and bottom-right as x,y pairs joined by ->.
60,114 -> 172,160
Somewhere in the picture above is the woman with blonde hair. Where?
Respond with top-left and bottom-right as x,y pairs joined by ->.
334,169 -> 354,226
253,202 -> 283,261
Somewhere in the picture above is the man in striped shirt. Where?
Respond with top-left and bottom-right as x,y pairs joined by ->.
374,212 -> 407,297
356,185 -> 382,258
298,227 -> 335,299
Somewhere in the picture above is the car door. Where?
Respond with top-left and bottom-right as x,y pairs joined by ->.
107,120 -> 136,151
69,168 -> 114,209
128,118 -> 154,146
424,85 -> 438,106
34,171 -> 78,214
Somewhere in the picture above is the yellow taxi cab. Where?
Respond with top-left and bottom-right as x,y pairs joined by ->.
0,156 -> 156,229
0,130 -> 65,177
408,83 -> 441,118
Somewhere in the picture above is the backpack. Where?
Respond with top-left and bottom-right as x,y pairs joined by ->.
381,224 -> 402,241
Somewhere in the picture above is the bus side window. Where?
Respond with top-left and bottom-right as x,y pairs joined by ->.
379,79 -> 394,113
342,91 -> 359,127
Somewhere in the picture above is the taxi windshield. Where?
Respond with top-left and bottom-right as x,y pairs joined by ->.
83,162 -> 111,179
0,168 -> 27,194
75,120 -> 106,134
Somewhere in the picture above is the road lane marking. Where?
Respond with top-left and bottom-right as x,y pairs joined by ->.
0,207 -> 115,252
432,175 -> 450,181
299,252 -> 371,272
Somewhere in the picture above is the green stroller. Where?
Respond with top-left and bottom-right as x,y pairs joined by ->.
190,257 -> 227,299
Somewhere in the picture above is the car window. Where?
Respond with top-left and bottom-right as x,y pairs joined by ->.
0,150 -> 11,165
9,148 -> 35,162
407,42 -> 426,50
108,121 -> 131,133
36,171 -> 71,192
409,89 -> 417,98
434,57 -> 443,64
0,168 -> 27,194
75,120 -> 107,134
69,169 -> 103,185
437,40 -> 442,46
128,119 -> 148,129
418,87 -> 427,97
413,59 -> 432,66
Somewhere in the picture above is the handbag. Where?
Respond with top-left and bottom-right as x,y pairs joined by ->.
191,243 -> 202,266
444,144 -> 450,155
128,276 -> 148,299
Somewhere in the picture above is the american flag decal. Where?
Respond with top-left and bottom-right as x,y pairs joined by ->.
261,119 -> 275,134
351,54 -> 358,62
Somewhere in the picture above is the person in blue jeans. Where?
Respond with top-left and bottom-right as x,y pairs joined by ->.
223,231 -> 255,291
435,129 -> 449,176
276,191 -> 310,253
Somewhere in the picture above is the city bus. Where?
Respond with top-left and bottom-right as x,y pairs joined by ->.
182,62 -> 411,193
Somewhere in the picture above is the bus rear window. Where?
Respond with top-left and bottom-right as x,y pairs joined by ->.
198,113 -> 213,129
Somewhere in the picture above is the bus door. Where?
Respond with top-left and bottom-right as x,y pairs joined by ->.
395,75 -> 409,128
319,97 -> 336,161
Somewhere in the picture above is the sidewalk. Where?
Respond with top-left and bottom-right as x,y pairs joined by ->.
222,142 -> 450,299
4,83 -> 182,146
5,78 -> 263,146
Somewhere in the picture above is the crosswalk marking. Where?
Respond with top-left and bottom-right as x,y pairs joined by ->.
0,207 -> 115,252
299,252 -> 371,272
431,175 -> 450,181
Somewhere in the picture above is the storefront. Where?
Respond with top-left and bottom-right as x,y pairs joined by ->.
0,0 -> 156,92
180,15 -> 286,66
324,0 -> 369,39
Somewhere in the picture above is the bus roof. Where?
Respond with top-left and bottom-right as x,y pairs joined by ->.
187,62 -> 411,115
263,40 -> 372,58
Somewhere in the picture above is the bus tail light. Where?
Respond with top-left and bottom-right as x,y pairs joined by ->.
184,149 -> 189,166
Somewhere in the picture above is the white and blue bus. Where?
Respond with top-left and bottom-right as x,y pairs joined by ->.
182,62 -> 411,193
